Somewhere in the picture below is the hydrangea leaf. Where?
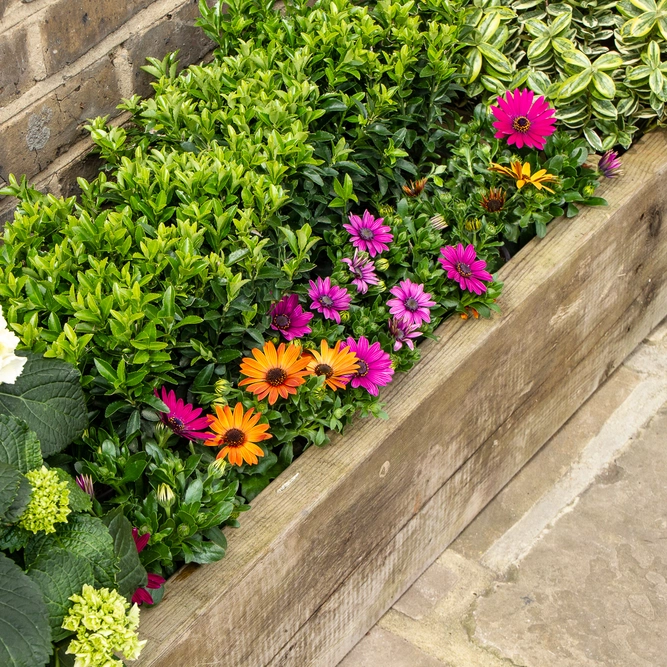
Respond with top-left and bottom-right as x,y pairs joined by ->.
0,414 -> 42,474
0,551 -> 52,667
53,469 -> 92,513
0,354 -> 87,456
25,515 -> 117,589
103,509 -> 147,599
27,548 -> 95,643
0,462 -> 22,522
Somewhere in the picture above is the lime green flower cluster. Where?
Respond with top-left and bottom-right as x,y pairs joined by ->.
18,466 -> 70,534
62,584 -> 147,667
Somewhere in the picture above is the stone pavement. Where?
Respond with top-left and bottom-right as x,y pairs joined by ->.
339,319 -> 667,667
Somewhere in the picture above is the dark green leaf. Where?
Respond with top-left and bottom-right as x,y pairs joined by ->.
103,509 -> 147,599
0,462 -> 22,522
0,415 -> 42,473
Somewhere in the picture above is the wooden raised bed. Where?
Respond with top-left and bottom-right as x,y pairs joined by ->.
136,131 -> 667,667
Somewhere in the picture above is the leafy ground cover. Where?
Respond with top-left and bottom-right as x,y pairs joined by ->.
0,0 -> 661,664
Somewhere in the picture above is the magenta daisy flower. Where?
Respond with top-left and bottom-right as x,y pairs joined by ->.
341,336 -> 394,396
308,276 -> 351,323
341,251 -> 380,294
131,528 -> 166,606
388,317 -> 421,351
269,294 -> 314,341
155,387 -> 215,441
75,474 -> 95,499
439,244 -> 494,295
490,89 -> 556,151
597,150 -> 622,178
343,210 -> 394,257
387,280 -> 435,328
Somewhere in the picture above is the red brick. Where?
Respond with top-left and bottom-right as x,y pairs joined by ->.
124,0 -> 214,98
39,0 -> 153,75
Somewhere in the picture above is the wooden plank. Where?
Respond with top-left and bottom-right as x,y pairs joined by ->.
136,130 -> 667,667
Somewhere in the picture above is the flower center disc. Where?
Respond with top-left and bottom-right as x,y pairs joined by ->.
273,314 -> 290,330
359,228 -> 375,241
266,367 -> 287,386
320,295 -> 334,307
512,116 -> 531,133
224,428 -> 245,447
405,297 -> 419,312
166,416 -> 184,432
314,363 -> 334,378
485,198 -> 503,212
356,360 -> 369,377
456,262 -> 472,278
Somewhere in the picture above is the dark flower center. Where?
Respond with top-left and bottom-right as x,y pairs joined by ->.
166,416 -> 184,432
512,116 -> 531,133
319,295 -> 334,307
356,360 -> 369,377
456,262 -> 472,278
273,313 -> 290,330
359,228 -> 375,241
314,363 -> 334,378
405,297 -> 420,312
484,198 -> 503,212
395,329 -> 405,340
224,428 -> 245,447
266,367 -> 287,386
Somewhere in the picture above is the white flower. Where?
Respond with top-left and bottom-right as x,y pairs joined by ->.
0,306 -> 27,385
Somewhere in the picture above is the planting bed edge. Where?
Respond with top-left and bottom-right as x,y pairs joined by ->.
136,130 -> 667,667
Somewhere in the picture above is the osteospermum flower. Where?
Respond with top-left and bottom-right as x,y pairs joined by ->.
387,280 -> 436,328
269,294 -> 313,341
341,251 -> 380,294
597,150 -> 622,178
306,340 -> 359,391
308,276 -> 352,323
480,187 -> 506,213
206,403 -> 272,466
62,584 -> 146,666
19,466 -> 70,534
490,88 -> 556,150
439,244 -> 494,295
239,341 -> 311,405
402,178 -> 428,197
155,387 -> 214,441
489,160 -> 558,193
131,528 -> 165,606
76,473 -> 95,499
343,210 -> 394,256
341,336 -> 394,396
388,317 -> 422,351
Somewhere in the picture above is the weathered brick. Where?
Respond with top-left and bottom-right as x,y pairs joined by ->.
124,0 -> 214,98
39,0 -> 153,75
0,26 -> 33,102
0,55 -> 121,182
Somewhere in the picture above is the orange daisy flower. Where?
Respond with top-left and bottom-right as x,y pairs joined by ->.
239,341 -> 311,405
402,177 -> 428,197
206,403 -> 272,466
306,340 -> 359,391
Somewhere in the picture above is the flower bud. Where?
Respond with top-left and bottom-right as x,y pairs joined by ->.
375,280 -> 386,293
582,184 -> 596,197
378,204 -> 394,217
375,258 -> 390,271
340,311 -> 350,323
208,458 -> 228,479
156,483 -> 175,508
215,379 -> 231,395
464,217 -> 482,232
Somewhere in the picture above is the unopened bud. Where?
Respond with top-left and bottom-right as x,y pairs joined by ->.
156,483 -> 175,508
375,258 -> 389,271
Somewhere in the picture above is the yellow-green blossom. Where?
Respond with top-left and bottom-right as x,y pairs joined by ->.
62,584 -> 147,667
19,466 -> 70,534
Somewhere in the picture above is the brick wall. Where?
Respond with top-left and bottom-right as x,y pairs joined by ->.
0,0 -> 216,222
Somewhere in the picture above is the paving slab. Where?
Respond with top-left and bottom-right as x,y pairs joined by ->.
473,406 -> 667,667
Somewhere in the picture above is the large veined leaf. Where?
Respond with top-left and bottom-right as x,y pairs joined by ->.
25,515 -> 117,589
103,509 -> 147,599
0,415 -> 42,473
0,462 -> 22,522
0,551 -> 52,667
27,548 -> 95,643
0,354 -> 87,456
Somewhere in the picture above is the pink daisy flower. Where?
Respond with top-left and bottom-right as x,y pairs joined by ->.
438,244 -> 494,295
308,276 -> 352,323
341,336 -> 394,396
387,280 -> 435,328
131,528 -> 166,606
597,150 -> 622,178
269,294 -> 314,341
490,89 -> 556,151
75,474 -> 95,499
343,210 -> 393,257
388,317 -> 421,351
341,251 -> 380,294
155,387 -> 215,441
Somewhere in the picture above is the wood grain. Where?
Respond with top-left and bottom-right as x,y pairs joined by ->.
136,130 -> 667,667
